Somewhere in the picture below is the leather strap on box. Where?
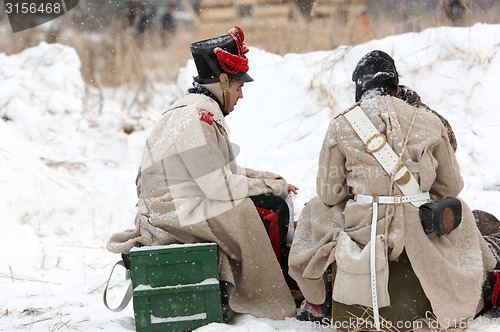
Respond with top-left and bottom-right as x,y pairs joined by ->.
103,260 -> 133,312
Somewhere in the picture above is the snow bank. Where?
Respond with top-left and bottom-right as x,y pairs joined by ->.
0,42 -> 137,271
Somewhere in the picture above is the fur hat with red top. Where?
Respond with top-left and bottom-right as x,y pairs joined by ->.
190,26 -> 254,84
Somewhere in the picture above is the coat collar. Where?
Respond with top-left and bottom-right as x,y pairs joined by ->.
169,93 -> 230,136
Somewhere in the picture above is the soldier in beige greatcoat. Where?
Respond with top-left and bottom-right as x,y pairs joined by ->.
107,27 -> 297,320
289,50 -> 496,326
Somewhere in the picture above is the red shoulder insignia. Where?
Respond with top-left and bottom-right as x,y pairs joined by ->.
199,109 -> 214,125
335,104 -> 359,119
335,109 -> 348,119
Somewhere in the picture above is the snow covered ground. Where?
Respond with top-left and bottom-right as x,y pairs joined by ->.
1,23 -> 500,331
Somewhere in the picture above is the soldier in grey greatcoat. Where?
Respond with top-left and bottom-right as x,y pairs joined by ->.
108,26 -> 297,320
288,50 -> 496,326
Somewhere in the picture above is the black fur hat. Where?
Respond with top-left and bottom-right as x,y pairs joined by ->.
190,26 -> 254,84
352,50 -> 399,102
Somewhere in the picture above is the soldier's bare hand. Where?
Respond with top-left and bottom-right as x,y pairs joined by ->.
288,184 -> 299,195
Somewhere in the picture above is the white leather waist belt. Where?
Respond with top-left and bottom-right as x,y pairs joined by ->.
355,192 -> 430,205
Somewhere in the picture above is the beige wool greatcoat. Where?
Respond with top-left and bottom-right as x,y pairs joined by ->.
289,94 -> 496,324
108,93 -> 296,320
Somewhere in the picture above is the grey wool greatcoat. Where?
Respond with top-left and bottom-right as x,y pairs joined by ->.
288,94 -> 496,325
108,93 -> 296,320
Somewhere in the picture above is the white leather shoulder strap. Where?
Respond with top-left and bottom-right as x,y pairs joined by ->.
343,106 -> 427,207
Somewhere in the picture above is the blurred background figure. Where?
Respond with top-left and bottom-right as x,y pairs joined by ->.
126,3 -> 141,27
348,7 -> 373,44
137,6 -> 155,36
440,0 -> 470,25
161,3 -> 177,45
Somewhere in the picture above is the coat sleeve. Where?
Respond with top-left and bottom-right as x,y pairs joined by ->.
236,165 -> 283,180
316,119 -> 349,206
175,113 -> 286,201
430,125 -> 464,197
235,165 -> 289,199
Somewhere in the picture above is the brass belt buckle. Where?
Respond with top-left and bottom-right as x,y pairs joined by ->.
394,194 -> 402,206
365,133 -> 386,153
